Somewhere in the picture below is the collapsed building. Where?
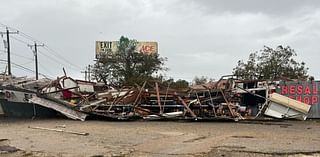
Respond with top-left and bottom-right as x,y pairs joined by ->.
0,74 -> 312,121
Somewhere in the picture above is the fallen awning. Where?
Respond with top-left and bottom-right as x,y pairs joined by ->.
264,93 -> 311,120
29,96 -> 87,121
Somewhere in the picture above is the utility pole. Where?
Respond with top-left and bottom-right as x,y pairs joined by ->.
88,65 -> 91,82
28,42 -> 44,80
0,27 -> 18,76
81,65 -> 92,81
81,67 -> 88,81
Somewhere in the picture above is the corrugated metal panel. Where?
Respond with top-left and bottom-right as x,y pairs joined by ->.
269,93 -> 311,114
276,81 -> 320,118
29,96 -> 88,121
264,102 -> 308,120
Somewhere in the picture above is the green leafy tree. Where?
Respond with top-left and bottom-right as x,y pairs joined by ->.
171,79 -> 189,89
161,78 -> 189,89
233,45 -> 309,80
193,76 -> 208,85
93,36 -> 166,86
309,76 -> 315,81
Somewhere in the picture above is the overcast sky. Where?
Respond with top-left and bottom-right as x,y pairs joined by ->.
0,0 -> 320,81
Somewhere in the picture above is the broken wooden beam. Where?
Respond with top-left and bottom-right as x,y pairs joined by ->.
28,126 -> 89,136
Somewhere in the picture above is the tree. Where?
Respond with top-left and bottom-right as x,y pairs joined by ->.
233,45 -> 309,80
171,79 -> 189,89
161,78 -> 189,89
309,76 -> 315,81
93,36 -> 166,86
193,76 -> 208,85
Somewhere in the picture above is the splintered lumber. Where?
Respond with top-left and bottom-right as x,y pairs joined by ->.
28,126 -> 89,136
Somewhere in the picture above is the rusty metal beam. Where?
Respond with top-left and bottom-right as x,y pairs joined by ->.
155,82 -> 163,114
206,90 -> 217,117
175,92 -> 197,119
133,81 -> 147,107
219,89 -> 235,117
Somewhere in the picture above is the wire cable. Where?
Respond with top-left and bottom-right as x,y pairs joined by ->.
11,52 -> 34,61
20,61 -> 33,66
11,35 -> 78,72
11,36 -> 29,45
0,22 -> 83,74
2,23 -> 82,70
0,22 -> 43,45
38,49 -> 80,71
0,59 -> 52,79
43,46 -> 82,70
38,62 -> 55,77
0,23 -> 8,29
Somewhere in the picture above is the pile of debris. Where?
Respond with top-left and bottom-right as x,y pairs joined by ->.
0,75 -> 311,121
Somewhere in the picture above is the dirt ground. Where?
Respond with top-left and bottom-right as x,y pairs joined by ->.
0,118 -> 320,157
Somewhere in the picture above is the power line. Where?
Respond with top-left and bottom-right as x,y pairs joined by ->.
11,36 -> 30,45
9,29 -> 82,71
0,23 -> 42,44
10,34 -> 79,72
37,49 -> 70,67
0,59 -> 32,72
0,27 -> 19,75
0,23 -> 8,29
43,46 -> 82,70
19,31 -> 42,44
6,36 -> 35,61
28,42 -> 44,80
0,22 -> 84,74
38,49 -> 80,71
11,52 -> 34,61
0,23 -> 32,42
16,66 -> 52,79
0,59 -> 52,78
20,61 -> 33,66
1,23 -> 82,71
11,64 -> 50,78
38,62 -> 55,77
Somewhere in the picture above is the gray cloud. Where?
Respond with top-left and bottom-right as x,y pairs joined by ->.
191,0 -> 320,15
0,0 -> 319,81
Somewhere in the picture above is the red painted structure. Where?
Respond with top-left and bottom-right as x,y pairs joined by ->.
276,81 -> 320,118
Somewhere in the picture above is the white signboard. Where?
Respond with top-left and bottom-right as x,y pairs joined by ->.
96,41 -> 158,58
